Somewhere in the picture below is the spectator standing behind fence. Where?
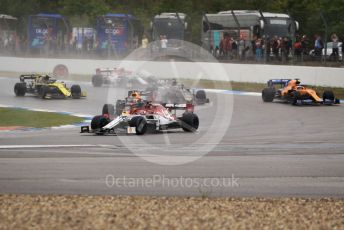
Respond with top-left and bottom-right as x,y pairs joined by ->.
331,33 -> 339,61
251,36 -> 256,58
262,37 -> 266,57
220,35 -> 226,57
8,33 -> 16,53
245,39 -> 253,60
158,35 -> 163,52
265,36 -> 271,62
272,36 -> 279,60
238,35 -> 245,60
301,35 -> 308,61
314,35 -> 323,60
294,36 -> 302,61
255,38 -> 262,62
282,37 -> 291,62
71,36 -> 76,52
225,35 -> 232,59
231,38 -> 238,59
89,36 -> 94,53
160,35 -> 167,55
280,37 -> 287,62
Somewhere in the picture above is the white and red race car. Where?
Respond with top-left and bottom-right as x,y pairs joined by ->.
81,102 -> 199,135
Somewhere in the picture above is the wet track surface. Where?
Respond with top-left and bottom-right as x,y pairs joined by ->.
0,76 -> 344,197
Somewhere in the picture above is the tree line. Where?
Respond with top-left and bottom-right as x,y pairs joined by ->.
1,0 -> 343,43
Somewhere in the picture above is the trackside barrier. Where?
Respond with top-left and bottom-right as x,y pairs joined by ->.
0,56 -> 343,87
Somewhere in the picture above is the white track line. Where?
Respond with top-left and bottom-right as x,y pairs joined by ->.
0,144 -> 98,149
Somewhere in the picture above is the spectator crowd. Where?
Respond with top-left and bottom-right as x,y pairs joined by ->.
0,28 -> 343,63
212,32 -> 344,63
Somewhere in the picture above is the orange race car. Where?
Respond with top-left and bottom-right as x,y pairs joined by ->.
262,79 -> 340,105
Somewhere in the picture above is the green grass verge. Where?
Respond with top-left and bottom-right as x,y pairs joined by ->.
0,108 -> 84,128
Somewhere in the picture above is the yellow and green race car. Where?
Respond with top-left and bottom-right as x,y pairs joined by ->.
14,74 -> 86,99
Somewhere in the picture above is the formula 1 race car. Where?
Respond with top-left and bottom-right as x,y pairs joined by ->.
102,90 -> 195,118
102,84 -> 207,119
92,68 -> 209,105
103,90 -> 158,117
91,67 -> 157,89
262,79 -> 340,105
154,79 -> 210,105
14,74 -> 86,99
81,101 -> 199,135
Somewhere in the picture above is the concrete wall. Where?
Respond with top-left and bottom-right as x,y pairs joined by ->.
0,56 -> 343,87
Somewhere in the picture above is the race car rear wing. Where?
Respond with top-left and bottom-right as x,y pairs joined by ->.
267,79 -> 291,87
19,74 -> 40,82
164,103 -> 194,113
95,68 -> 132,75
95,68 -> 116,75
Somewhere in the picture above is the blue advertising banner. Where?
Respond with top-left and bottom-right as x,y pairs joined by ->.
96,14 -> 133,54
28,14 -> 62,49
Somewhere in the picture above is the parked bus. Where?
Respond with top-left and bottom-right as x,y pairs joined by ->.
202,10 -> 299,52
96,13 -> 143,55
0,14 -> 18,51
151,12 -> 190,42
150,12 -> 192,57
28,13 -> 70,51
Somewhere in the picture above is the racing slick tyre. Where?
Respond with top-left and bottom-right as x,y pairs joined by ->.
90,115 -> 110,130
14,83 -> 26,96
195,89 -> 207,104
102,104 -> 115,117
129,116 -> 147,135
262,87 -> 275,102
115,100 -> 125,116
39,85 -> 49,99
71,85 -> 82,99
196,89 -> 207,100
323,90 -> 335,103
92,75 -> 103,87
180,112 -> 199,132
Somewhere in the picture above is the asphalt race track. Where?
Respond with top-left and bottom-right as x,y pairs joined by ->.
0,76 -> 344,197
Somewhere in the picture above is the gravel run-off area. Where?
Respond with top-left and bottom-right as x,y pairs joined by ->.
0,195 -> 343,229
